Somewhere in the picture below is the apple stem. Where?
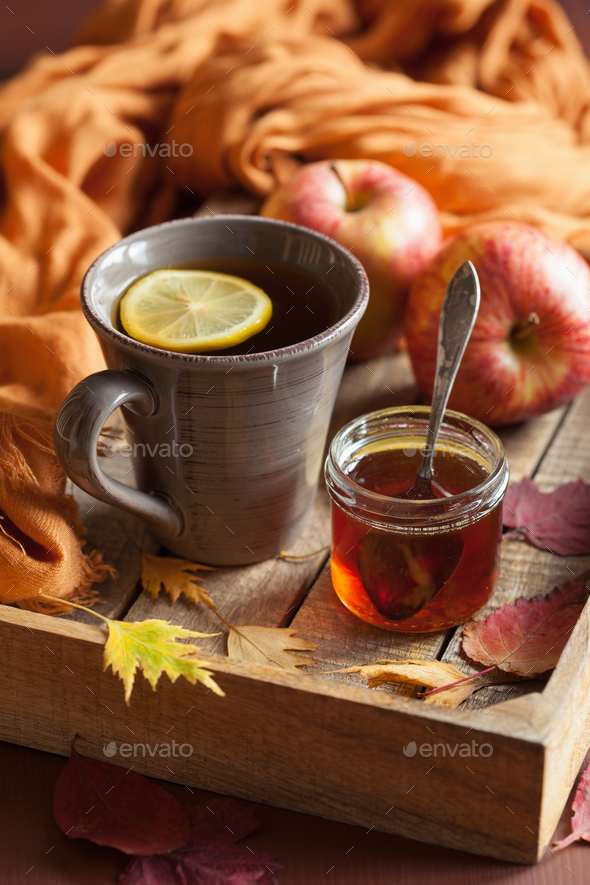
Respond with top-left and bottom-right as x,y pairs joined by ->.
330,162 -> 352,210
511,312 -> 540,340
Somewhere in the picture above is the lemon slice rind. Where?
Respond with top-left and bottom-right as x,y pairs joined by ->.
120,269 -> 273,352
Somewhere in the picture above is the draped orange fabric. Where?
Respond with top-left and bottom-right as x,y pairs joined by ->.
1,0 -> 590,607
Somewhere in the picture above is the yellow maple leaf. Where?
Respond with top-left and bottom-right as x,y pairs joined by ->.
227,625 -> 315,670
38,592 -> 224,705
338,659 -> 479,709
141,553 -> 216,607
104,618 -> 224,704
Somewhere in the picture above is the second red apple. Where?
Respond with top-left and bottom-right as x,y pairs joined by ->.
406,222 -> 590,425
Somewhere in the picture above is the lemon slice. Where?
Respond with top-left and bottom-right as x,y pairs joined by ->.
119,269 -> 272,352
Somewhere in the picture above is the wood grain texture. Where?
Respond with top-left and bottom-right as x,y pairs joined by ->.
531,391 -> 590,489
514,390 -> 590,850
124,492 -> 330,656
475,589 -> 590,855
6,17 -> 590,882
288,568 -> 449,693
327,349 -> 421,438
429,388 -> 590,851
496,405 -> 568,484
533,595 -> 590,852
441,387 -> 590,713
66,437 -> 159,624
0,606 -> 546,864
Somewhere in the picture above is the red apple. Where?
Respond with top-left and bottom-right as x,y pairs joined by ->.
260,160 -> 442,360
405,222 -> 590,425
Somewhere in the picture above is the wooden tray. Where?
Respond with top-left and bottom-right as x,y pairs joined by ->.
1,350 -> 589,865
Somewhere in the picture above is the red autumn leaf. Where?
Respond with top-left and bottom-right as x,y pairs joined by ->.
462,570 -> 590,676
554,759 -> 590,850
503,477 -> 590,555
53,739 -> 189,855
120,796 -> 281,885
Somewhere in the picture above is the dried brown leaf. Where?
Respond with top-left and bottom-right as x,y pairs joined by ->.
227,626 -> 315,670
339,659 -> 482,708
141,553 -> 216,607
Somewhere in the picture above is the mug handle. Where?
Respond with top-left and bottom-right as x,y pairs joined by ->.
54,369 -> 183,539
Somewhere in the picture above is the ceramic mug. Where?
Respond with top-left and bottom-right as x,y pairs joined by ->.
54,215 -> 369,565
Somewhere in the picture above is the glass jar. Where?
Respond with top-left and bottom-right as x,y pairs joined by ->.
325,406 -> 509,632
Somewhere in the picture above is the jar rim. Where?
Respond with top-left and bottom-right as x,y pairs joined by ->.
325,405 -> 508,524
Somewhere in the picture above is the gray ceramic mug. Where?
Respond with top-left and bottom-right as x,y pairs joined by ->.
54,215 -> 368,565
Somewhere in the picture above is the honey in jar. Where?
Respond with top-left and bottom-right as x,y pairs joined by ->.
325,406 -> 509,632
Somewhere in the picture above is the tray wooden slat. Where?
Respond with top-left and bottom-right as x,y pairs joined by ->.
440,387 -> 590,710
67,459 -> 158,623
124,493 -> 330,656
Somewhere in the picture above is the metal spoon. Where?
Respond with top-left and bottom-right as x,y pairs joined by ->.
356,261 -> 480,621
400,260 -> 480,500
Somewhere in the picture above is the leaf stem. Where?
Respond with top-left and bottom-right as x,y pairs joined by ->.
502,527 -> 525,540
38,592 -> 110,625
279,545 -> 330,561
210,607 -> 284,667
417,665 -> 498,698
209,606 -> 301,670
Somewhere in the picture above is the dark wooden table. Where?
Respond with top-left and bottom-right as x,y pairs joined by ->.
1,735 -> 588,884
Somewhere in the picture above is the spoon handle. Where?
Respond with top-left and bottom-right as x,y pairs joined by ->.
418,260 -> 481,480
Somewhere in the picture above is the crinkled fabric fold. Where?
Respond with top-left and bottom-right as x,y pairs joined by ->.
1,0 -> 590,606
